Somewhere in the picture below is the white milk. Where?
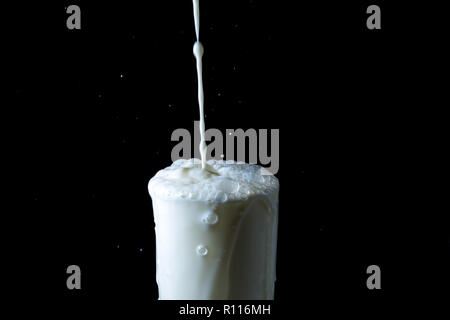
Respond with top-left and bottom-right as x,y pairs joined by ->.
148,0 -> 280,300
149,159 -> 279,299
192,0 -> 207,169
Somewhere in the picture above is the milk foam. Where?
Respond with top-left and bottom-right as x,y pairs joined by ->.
148,159 -> 279,202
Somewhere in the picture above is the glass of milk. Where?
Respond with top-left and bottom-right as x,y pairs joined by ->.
148,159 -> 279,300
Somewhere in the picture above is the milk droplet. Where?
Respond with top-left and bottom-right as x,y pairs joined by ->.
202,213 -> 218,225
193,42 -> 204,57
196,245 -> 208,256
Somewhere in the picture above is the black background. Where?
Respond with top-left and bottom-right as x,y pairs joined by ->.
7,0 -> 449,317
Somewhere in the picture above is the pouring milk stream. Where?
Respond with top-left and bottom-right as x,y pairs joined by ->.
193,0 -> 207,169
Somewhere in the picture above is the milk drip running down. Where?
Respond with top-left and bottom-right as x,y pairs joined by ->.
148,0 -> 280,300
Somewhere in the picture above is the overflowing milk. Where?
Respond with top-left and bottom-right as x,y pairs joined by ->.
148,0 -> 279,300
149,159 -> 279,299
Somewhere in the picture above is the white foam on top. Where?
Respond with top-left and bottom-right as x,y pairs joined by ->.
148,159 -> 279,202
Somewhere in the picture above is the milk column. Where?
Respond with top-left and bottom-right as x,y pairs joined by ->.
149,159 -> 279,299
192,0 -> 207,169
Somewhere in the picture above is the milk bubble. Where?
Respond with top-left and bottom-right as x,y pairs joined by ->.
202,212 -> 218,225
196,245 -> 208,257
